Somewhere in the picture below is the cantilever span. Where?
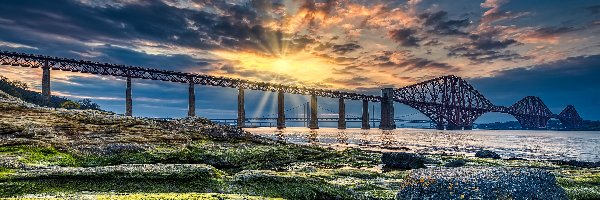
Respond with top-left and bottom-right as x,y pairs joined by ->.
0,50 -> 582,130
391,75 -> 583,130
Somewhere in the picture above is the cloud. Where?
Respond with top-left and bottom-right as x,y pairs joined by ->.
331,43 -> 361,54
446,27 -> 527,63
420,11 -> 470,35
388,28 -> 421,47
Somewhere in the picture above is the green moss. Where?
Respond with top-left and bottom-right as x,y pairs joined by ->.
0,178 -> 225,198
94,193 -> 283,200
0,167 -> 15,179
231,170 -> 354,200
0,145 -> 77,167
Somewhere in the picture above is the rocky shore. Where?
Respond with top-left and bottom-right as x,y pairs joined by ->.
0,91 -> 599,199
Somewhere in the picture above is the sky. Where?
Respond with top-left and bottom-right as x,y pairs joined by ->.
0,0 -> 599,125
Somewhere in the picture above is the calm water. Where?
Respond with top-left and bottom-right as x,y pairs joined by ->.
245,128 -> 600,162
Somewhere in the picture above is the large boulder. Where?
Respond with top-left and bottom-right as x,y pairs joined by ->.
396,167 -> 568,200
444,159 -> 466,167
382,152 -> 426,170
475,150 -> 501,159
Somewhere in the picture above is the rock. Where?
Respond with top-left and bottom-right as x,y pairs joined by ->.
475,150 -> 501,159
381,152 -> 426,170
550,160 -> 600,168
397,167 -> 568,200
444,159 -> 466,167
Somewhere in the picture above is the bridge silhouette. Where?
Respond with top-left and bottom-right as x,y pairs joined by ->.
0,51 -> 583,130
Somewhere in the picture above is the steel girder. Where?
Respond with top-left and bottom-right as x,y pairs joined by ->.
0,51 -> 380,101
393,75 -> 494,129
507,96 -> 553,129
556,105 -> 583,129
1,51 -> 583,129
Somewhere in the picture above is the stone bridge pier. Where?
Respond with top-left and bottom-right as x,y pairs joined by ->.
361,100 -> 370,129
309,94 -> 319,129
237,88 -> 245,128
125,77 -> 132,116
338,98 -> 346,129
380,88 -> 396,130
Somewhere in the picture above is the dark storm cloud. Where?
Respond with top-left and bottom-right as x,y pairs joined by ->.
446,28 -> 527,63
389,28 -> 421,47
369,51 -> 457,72
0,0 -> 299,56
91,45 -> 215,71
469,55 -> 600,119
420,11 -> 470,35
331,43 -> 361,54
397,58 -> 458,72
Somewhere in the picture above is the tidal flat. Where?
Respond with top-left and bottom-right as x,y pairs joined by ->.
0,92 -> 599,199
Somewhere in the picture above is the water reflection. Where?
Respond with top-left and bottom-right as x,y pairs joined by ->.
245,128 -> 600,162
336,131 -> 348,145
308,130 -> 318,144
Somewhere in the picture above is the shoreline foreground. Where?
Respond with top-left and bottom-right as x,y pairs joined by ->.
0,90 -> 598,199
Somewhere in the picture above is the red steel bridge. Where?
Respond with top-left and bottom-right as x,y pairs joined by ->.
0,51 -> 583,130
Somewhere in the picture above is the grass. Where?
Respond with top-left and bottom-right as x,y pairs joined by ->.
0,145 -> 77,167
556,169 -> 600,200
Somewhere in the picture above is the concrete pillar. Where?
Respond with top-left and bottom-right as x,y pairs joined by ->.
380,88 -> 396,130
338,98 -> 346,129
188,82 -> 196,117
125,77 -> 132,116
41,62 -> 51,104
277,90 -> 285,129
238,88 -> 245,128
361,100 -> 370,129
309,94 -> 319,129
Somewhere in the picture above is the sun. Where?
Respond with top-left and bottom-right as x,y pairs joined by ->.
272,57 -> 292,73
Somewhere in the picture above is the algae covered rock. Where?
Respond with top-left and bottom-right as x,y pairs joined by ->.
382,152 -> 426,170
475,150 -> 501,159
444,159 -> 466,167
396,167 -> 568,200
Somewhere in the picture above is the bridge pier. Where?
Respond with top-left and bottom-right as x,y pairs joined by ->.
277,90 -> 285,129
309,94 -> 319,129
436,123 -> 445,130
188,82 -> 195,117
41,62 -> 51,104
338,98 -> 346,129
380,88 -> 396,130
361,100 -> 370,129
238,88 -> 245,128
125,77 -> 132,116
446,123 -> 461,130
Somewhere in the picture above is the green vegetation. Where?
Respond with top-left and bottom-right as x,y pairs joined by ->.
556,170 -> 600,200
60,100 -> 80,109
0,145 -> 77,167
0,75 -> 100,110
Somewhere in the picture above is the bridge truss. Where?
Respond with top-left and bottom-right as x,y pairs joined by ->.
0,51 -> 583,130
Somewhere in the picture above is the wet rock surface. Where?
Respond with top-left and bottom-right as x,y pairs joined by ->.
443,159 -> 466,167
475,150 -> 501,159
10,164 -> 221,179
397,167 -> 568,200
382,152 -> 426,170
